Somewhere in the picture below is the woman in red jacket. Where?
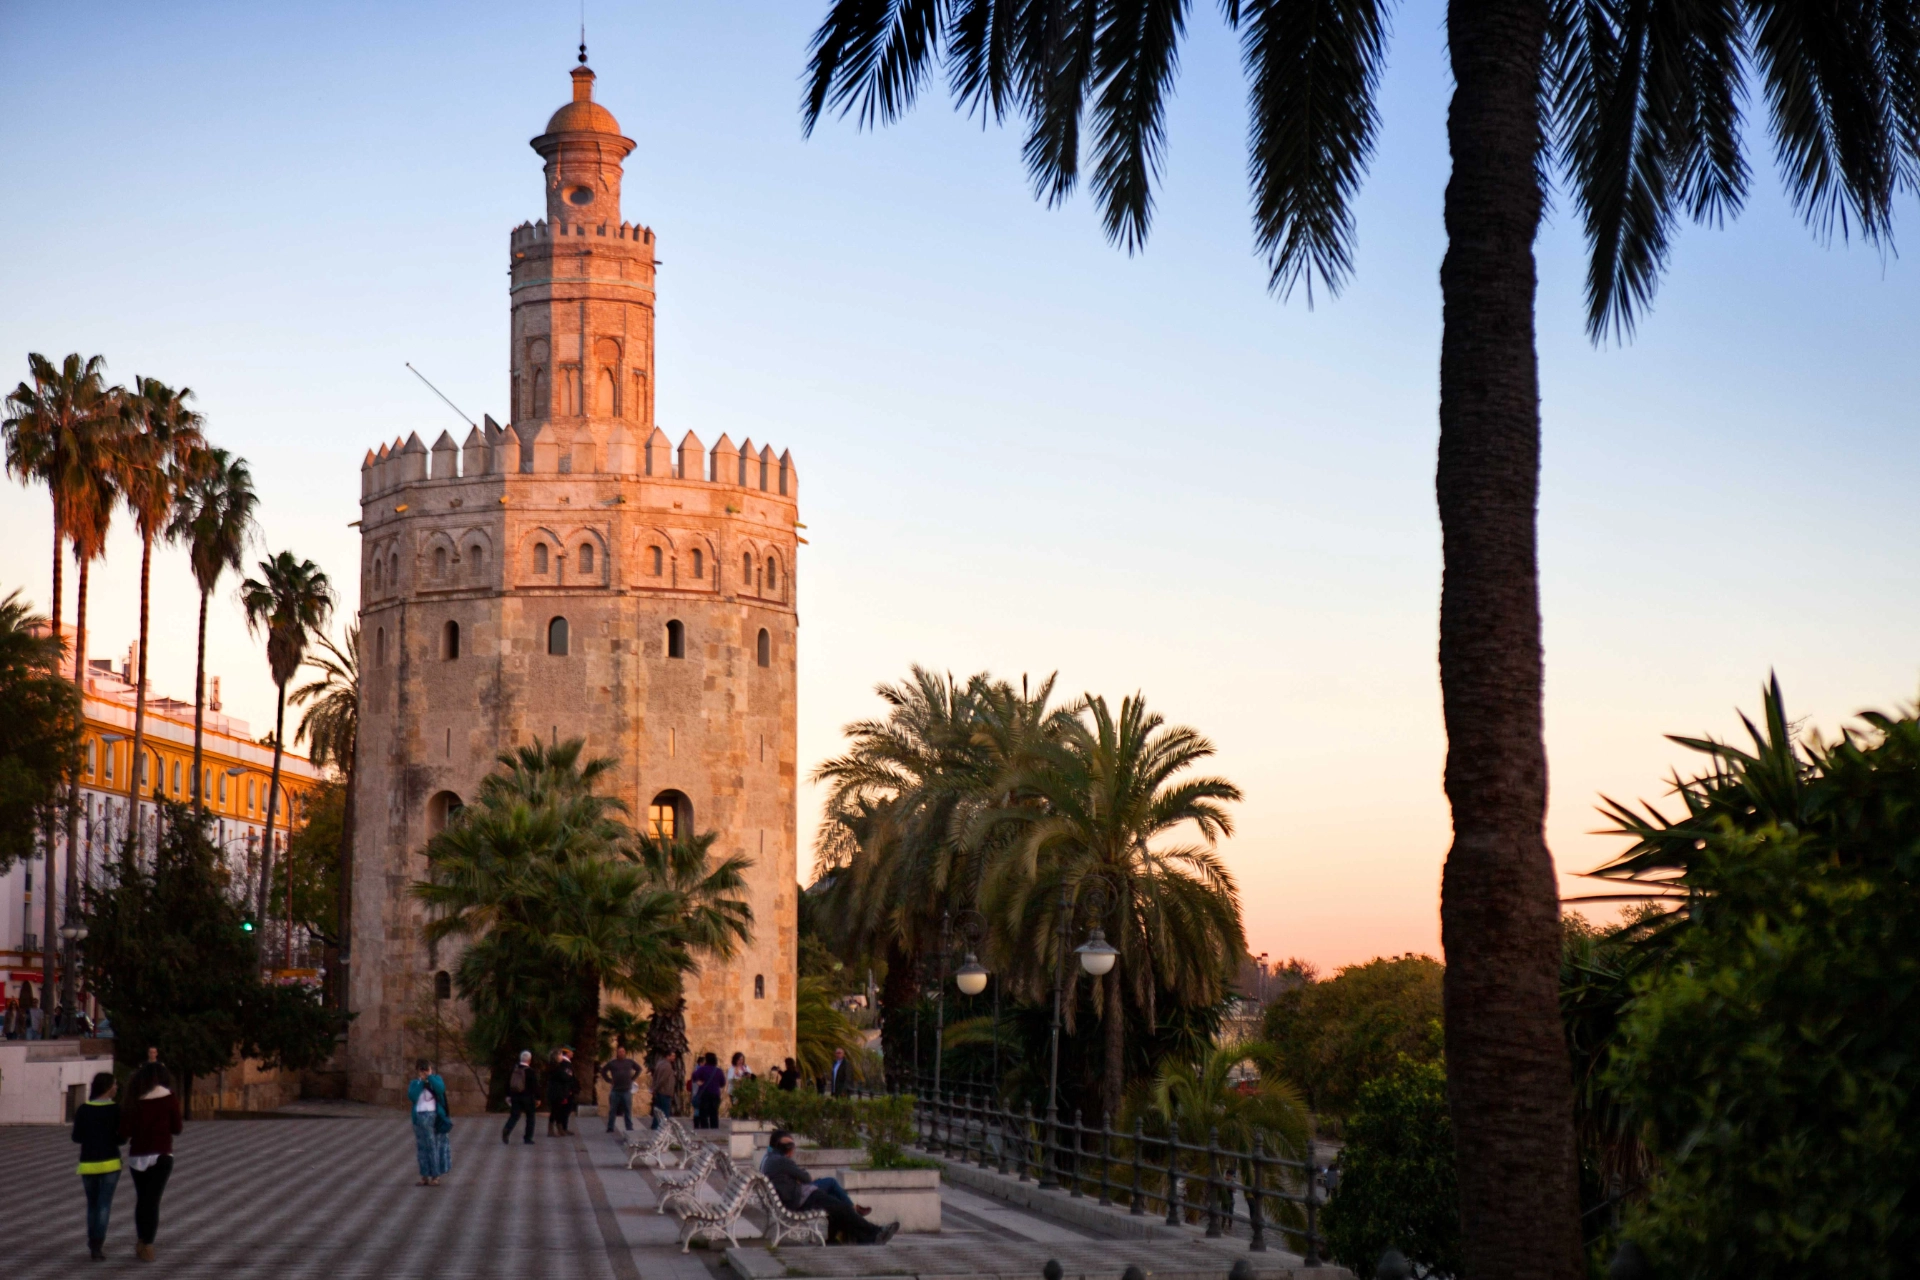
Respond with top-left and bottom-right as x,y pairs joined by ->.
118,1061 -> 183,1262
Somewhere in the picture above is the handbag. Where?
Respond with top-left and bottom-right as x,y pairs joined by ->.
432,1080 -> 454,1135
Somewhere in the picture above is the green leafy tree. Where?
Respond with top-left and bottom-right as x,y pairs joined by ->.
116,376 -> 204,855
1262,954 -> 1444,1121
81,802 -> 339,1096
1591,683 -> 1920,1276
993,692 -> 1244,1121
796,6 -> 1920,1268
290,625 -> 358,1007
167,447 -> 257,818
239,551 -> 333,954
795,973 -> 866,1081
274,779 -> 343,945
0,589 -> 80,872
1323,1058 -> 1461,1280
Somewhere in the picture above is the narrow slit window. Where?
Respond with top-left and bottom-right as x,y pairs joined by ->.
754,975 -> 765,999
742,551 -> 752,583
534,543 -> 549,575
444,620 -> 460,660
548,616 -> 569,656
692,549 -> 704,579
651,546 -> 663,576
666,619 -> 685,659
434,547 -> 447,579
766,557 -> 778,590
757,628 -> 770,668
579,543 -> 595,573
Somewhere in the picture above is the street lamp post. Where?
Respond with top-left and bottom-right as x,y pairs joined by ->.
932,908 -> 988,1117
1040,871 -> 1119,1190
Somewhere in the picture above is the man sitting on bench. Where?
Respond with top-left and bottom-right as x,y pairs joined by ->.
763,1130 -> 898,1245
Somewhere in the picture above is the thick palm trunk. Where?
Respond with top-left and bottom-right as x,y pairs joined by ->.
58,553 -> 91,1028
879,938 -> 919,1091
190,589 -> 209,818
256,683 -> 288,960
39,517 -> 63,1028
575,968 -> 601,1107
1436,1 -> 1581,1277
128,533 -> 153,857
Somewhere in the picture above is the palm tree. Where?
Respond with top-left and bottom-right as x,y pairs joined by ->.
1133,1039 -> 1312,1224
118,377 -> 205,855
0,589 -> 82,873
624,826 -> 757,1074
993,693 -> 1243,1123
291,625 -> 358,1008
240,552 -> 333,955
3,353 -> 114,1023
797,7 -> 1920,1267
168,448 -> 257,818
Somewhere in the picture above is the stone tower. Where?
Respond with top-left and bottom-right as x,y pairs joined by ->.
346,59 -> 800,1107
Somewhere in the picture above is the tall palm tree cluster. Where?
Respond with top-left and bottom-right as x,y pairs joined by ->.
811,667 -> 1245,1123
1,350 -> 346,1015
412,738 -> 755,1102
798,5 -> 1920,1272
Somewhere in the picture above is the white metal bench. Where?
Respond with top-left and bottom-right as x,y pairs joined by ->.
656,1145 -> 735,1215
678,1170 -> 758,1252
751,1173 -> 830,1248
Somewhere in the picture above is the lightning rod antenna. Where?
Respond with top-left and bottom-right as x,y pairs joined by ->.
404,363 -> 478,430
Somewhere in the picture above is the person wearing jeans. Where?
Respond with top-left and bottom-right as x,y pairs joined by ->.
72,1071 -> 122,1260
119,1061 -> 183,1263
648,1052 -> 679,1130
600,1046 -> 641,1133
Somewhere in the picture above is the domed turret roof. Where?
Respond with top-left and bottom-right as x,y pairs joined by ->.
542,65 -> 622,137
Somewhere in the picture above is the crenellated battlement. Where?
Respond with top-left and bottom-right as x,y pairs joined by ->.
360,421 -> 796,502
510,218 -> 654,248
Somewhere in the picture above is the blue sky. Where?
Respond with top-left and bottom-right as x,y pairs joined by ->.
4,1 -> 1916,968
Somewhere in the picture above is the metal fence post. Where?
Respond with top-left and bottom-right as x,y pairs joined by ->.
1164,1104 -> 1183,1228
1019,1102 -> 1035,1182
1069,1110 -> 1085,1197
1205,1127 -> 1223,1237
1247,1131 -> 1267,1252
1098,1111 -> 1113,1207
1303,1165 -> 1324,1267
1129,1117 -> 1145,1215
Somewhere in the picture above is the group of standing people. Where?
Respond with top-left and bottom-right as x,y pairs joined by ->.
68,1052 -> 184,1261
497,1047 -> 583,1143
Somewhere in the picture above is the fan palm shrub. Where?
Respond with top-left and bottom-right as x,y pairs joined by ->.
797,5 -> 1920,1268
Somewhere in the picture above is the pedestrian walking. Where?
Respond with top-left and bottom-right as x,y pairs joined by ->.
690,1052 -> 724,1129
600,1045 -> 641,1133
502,1050 -> 539,1144
649,1051 -> 680,1129
72,1071 -> 122,1260
546,1049 -> 577,1136
408,1059 -> 453,1186
777,1057 -> 800,1091
119,1060 -> 183,1263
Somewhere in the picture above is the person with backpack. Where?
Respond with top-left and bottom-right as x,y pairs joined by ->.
502,1050 -> 539,1144
72,1071 -> 122,1260
408,1059 -> 453,1185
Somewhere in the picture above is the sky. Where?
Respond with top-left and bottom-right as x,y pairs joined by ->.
3,2 -> 1916,973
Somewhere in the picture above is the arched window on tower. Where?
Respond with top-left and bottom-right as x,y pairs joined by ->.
742,551 -> 753,586
650,546 -> 663,577
444,620 -> 460,660
548,617 -> 570,656
692,549 -> 704,579
373,560 -> 383,593
428,791 -> 464,834
666,619 -> 685,659
579,543 -> 595,573
647,790 -> 692,841
469,543 -> 486,580
766,556 -> 778,591
433,547 -> 447,579
376,627 -> 387,666
389,553 -> 399,587
534,543 -> 549,575
434,970 -> 453,1000
754,975 -> 765,999
757,628 -> 771,668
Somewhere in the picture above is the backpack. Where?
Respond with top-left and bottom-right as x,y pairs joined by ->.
509,1065 -> 527,1095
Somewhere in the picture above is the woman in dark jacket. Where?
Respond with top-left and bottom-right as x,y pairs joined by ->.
118,1061 -> 184,1262
72,1071 -> 122,1259
545,1050 -> 577,1136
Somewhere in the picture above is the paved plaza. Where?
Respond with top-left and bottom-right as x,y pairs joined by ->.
0,1108 -> 1337,1280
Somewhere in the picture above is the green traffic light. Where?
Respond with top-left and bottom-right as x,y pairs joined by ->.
241,919 -> 255,933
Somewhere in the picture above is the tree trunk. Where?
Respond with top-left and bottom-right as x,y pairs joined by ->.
256,682 -> 288,961
335,755 -> 356,1012
191,588 -> 208,819
879,938 -> 919,1091
1102,966 -> 1125,1126
1436,1 -> 1582,1276
40,517 -> 63,1029
129,533 -> 153,858
574,968 -> 600,1108
57,553 -> 91,1029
